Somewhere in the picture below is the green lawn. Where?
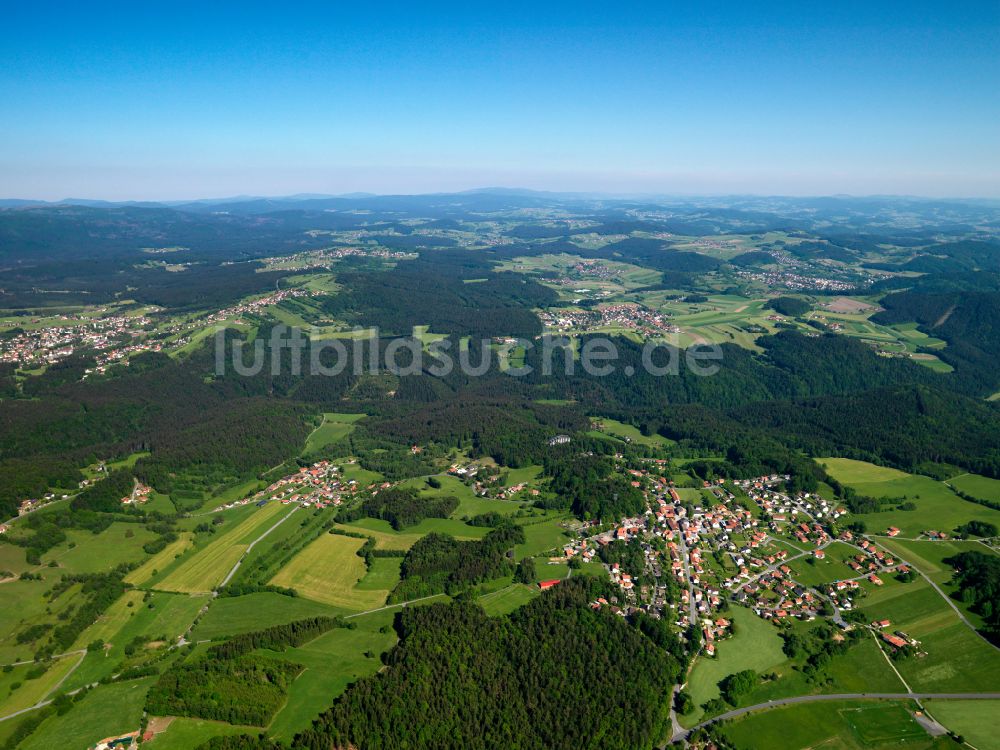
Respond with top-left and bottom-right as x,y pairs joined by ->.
191,592 -> 347,641
513,516 -> 573,559
145,718 -> 261,750
266,609 -> 399,741
819,459 -> 1000,537
20,677 -> 154,750
720,700 -> 948,750
478,584 -> 539,616
681,606 -> 786,726
925,699 -> 1000,750
302,412 -> 365,455
858,577 -> 1000,692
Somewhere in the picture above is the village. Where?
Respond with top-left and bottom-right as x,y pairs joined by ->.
554,465 -> 929,662
212,460 -> 366,513
539,302 -> 681,337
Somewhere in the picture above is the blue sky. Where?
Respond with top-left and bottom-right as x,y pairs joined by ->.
2,1 -> 998,199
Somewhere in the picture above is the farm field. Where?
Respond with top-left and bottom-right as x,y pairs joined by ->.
680,606 -> 786,727
124,533 -> 194,586
43,522 -> 157,573
266,609 -> 398,741
157,502 -> 292,593
858,577 -> 1000,692
478,583 -> 539,616
145,718 -> 261,750
876,536 -> 998,630
190,592 -> 346,641
719,699 -> 949,750
303,412 -> 365,455
269,533 -> 389,610
19,677 -> 154,750
925,700 -> 1000,750
818,459 -> 1000,537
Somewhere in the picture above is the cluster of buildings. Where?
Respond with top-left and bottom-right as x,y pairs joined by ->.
215,461 -> 361,512
258,245 -> 414,272
206,288 -> 319,325
121,483 -> 153,505
0,312 -> 159,368
538,303 -> 680,337
736,270 -> 865,292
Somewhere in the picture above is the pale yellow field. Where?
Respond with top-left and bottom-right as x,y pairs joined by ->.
269,534 -> 389,610
0,651 -> 84,717
333,523 -> 422,551
157,503 -> 287,593
124,534 -> 194,586
817,457 -> 910,484
72,590 -> 145,649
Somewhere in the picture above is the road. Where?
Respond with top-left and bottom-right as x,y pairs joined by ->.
866,536 -> 1000,653
670,692 -> 1000,743
217,504 -> 299,589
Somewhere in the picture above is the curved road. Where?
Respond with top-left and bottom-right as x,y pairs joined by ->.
671,692 -> 1000,743
866,536 -> 999,653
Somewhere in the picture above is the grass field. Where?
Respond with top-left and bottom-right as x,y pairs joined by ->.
145,718 -> 262,750
925,699 -> 1000,750
788,541 -> 859,586
63,591 -> 206,690
338,516 -> 489,548
395,473 -> 528,519
877,537 -> 997,630
266,609 -> 398,741
514,516 -> 573,559
0,652 -> 83,717
818,458 -> 911,484
949,473 -> 1000,503
681,606 -> 786,726
43,522 -> 158,574
720,700 -> 942,750
588,418 -> 674,448
0,579 -> 79,664
355,557 -> 402,591
20,677 -> 154,750
478,583 -> 539,615
269,533 -> 389,610
190,592 -> 346,641
125,533 -> 194,586
158,502 -> 290,593
302,412 -> 365,455
858,576 -> 1000,692
819,459 -> 1000,537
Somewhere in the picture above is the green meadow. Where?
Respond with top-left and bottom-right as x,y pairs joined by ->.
720,700 -> 950,750
819,458 -> 1000,537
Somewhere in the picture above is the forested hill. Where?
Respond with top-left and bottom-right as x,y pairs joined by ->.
291,578 -> 678,750
873,289 -> 1000,395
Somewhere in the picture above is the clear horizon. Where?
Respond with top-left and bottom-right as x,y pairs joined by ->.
2,1 -> 998,200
